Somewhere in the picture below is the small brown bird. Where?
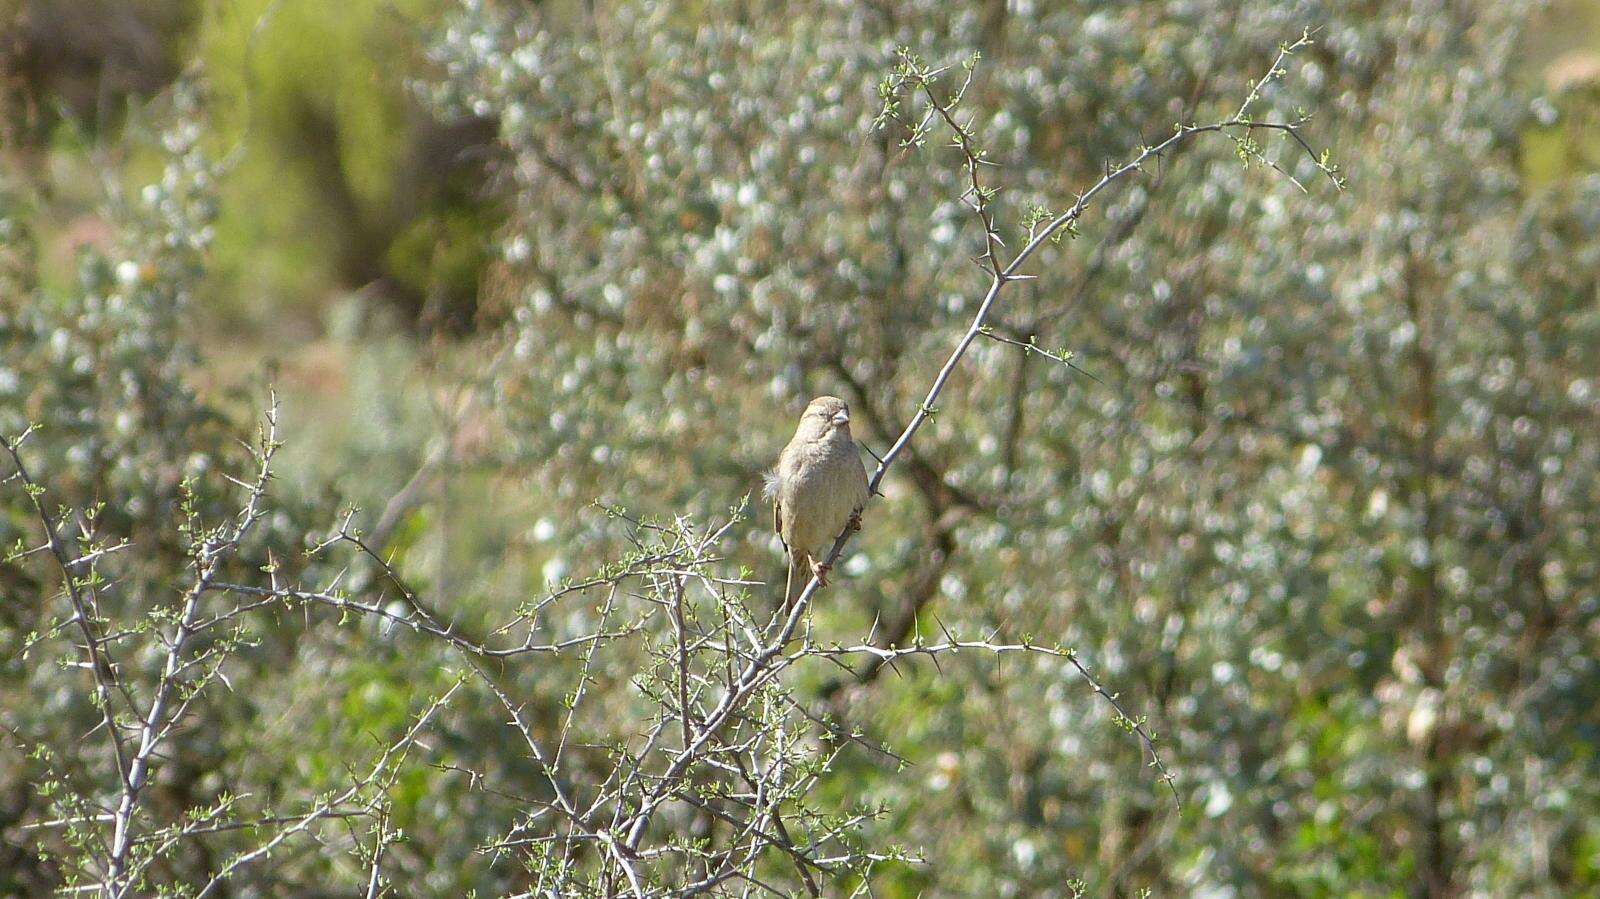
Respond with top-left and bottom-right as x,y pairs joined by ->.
765,396 -> 870,607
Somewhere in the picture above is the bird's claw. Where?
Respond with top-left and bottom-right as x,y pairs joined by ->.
811,560 -> 832,587
848,510 -> 863,532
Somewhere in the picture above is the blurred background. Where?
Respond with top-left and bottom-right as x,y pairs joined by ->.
2,0 -> 1600,895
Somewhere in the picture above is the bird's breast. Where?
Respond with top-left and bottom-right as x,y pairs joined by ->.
779,440 -> 868,556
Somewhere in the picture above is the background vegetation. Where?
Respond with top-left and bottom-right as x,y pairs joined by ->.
2,0 -> 1599,895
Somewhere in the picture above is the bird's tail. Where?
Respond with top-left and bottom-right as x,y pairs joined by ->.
782,556 -> 809,612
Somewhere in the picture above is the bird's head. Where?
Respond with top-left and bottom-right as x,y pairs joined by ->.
796,395 -> 853,442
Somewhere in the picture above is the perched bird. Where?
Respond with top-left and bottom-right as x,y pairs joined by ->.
765,396 -> 870,608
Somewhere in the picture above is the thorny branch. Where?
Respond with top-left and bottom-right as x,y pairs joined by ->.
786,28 -> 1342,804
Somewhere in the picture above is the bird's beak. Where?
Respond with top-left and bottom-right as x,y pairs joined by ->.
831,411 -> 850,427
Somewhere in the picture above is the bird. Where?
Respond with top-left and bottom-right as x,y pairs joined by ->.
764,396 -> 870,608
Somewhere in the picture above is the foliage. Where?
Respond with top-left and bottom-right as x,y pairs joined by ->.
0,1 -> 1597,897
197,0 -> 497,329
432,0 -> 1598,894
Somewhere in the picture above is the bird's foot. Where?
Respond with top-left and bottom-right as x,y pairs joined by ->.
811,560 -> 832,587
848,510 -> 863,532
